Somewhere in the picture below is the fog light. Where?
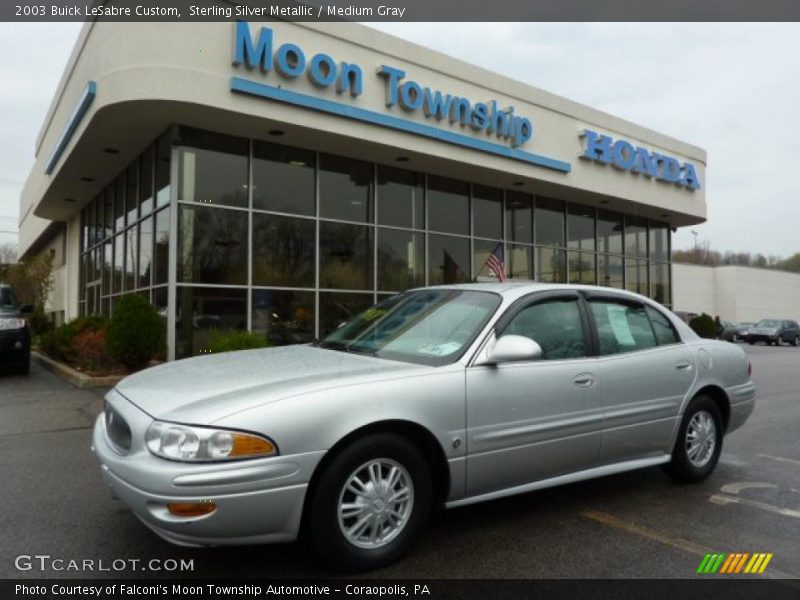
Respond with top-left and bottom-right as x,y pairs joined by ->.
167,502 -> 216,517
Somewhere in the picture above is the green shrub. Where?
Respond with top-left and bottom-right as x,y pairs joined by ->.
27,309 -> 54,336
106,295 -> 166,371
207,329 -> 271,354
689,313 -> 717,339
40,315 -> 108,360
71,329 -> 116,373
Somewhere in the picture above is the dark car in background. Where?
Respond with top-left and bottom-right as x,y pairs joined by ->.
0,284 -> 33,374
747,319 -> 800,346
734,322 -> 756,342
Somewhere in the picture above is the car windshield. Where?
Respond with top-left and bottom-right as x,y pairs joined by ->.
757,319 -> 780,328
0,288 -> 18,309
319,289 -> 501,366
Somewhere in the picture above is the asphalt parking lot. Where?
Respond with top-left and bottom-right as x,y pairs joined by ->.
1,345 -> 798,580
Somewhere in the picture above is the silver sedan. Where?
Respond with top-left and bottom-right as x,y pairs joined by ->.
92,283 -> 755,571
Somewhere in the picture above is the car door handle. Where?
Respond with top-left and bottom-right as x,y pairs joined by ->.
573,375 -> 595,387
675,361 -> 693,371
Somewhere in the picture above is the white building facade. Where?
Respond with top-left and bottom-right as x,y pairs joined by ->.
19,20 -> 707,359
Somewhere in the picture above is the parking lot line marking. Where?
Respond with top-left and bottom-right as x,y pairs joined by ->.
758,453 -> 800,468
709,493 -> 800,520
581,510 -> 799,579
580,510 -> 712,556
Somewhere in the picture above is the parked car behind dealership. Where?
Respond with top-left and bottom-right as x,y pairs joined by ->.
734,322 -> 755,342
747,319 -> 800,346
0,284 -> 33,374
718,320 -> 737,342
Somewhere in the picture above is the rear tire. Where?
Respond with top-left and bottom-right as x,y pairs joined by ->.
793,336 -> 799,347
306,433 -> 433,572
663,395 -> 724,483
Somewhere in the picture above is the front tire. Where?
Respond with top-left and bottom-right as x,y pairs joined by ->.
664,395 -> 724,483
306,433 -> 433,572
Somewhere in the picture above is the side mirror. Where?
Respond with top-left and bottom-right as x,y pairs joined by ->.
20,304 -> 34,314
486,335 -> 542,364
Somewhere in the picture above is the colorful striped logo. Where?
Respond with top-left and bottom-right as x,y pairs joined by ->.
697,552 -> 773,574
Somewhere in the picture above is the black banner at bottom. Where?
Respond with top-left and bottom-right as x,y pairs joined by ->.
3,579 -> 800,600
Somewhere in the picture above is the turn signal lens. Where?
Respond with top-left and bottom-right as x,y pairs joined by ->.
231,433 -> 275,458
167,502 -> 216,517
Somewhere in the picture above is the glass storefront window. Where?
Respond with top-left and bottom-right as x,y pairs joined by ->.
626,216 -> 648,258
568,205 -> 595,252
114,175 -> 125,231
152,286 -> 168,319
428,234 -> 470,285
506,191 -> 532,243
508,244 -> 532,280
153,209 -> 169,286
178,204 -> 248,285
176,286 -> 247,358
319,153 -> 373,222
649,222 -> 669,261
126,161 -> 138,224
252,289 -> 315,346
569,251 -> 596,284
626,259 -> 648,295
377,228 -> 424,291
319,221 -> 374,290
178,127 -> 249,208
138,216 -> 153,289
473,239 -> 505,282
155,133 -> 171,209
124,227 -> 137,291
139,145 -> 154,217
535,197 -> 565,246
535,246 -> 567,283
318,292 -> 374,338
377,166 -> 424,230
597,210 -> 623,255
103,189 -> 114,239
113,234 -> 124,293
102,241 -> 112,295
598,254 -> 624,289
253,141 -> 315,215
472,185 -> 503,240
650,262 -> 670,304
252,213 -> 316,288
428,175 -> 469,235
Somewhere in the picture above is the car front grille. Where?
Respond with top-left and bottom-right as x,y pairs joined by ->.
104,402 -> 132,454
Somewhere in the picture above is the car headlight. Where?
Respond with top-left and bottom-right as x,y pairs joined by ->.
145,421 -> 277,462
0,317 -> 26,331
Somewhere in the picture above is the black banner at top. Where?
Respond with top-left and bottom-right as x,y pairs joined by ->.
5,0 -> 800,22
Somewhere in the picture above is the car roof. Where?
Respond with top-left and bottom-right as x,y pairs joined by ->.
419,281 -> 659,304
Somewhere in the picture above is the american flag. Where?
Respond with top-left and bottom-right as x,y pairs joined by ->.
485,243 -> 506,282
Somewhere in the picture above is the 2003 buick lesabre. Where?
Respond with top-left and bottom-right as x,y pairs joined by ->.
93,283 -> 755,570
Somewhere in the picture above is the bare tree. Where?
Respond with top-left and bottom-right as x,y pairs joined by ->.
0,241 -> 17,264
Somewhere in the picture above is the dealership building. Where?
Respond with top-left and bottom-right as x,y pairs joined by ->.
18,20 -> 707,360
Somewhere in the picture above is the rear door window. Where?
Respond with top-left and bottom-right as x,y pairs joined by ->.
590,300 -> 657,355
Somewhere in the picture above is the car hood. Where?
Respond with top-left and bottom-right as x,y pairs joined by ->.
116,344 -> 423,423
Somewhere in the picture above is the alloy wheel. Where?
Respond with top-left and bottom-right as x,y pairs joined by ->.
337,458 -> 414,549
686,410 -> 717,468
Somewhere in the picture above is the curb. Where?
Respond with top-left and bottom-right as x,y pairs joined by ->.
31,351 -> 126,389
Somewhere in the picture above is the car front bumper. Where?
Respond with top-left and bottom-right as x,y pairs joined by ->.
92,389 -> 325,547
0,327 -> 30,365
